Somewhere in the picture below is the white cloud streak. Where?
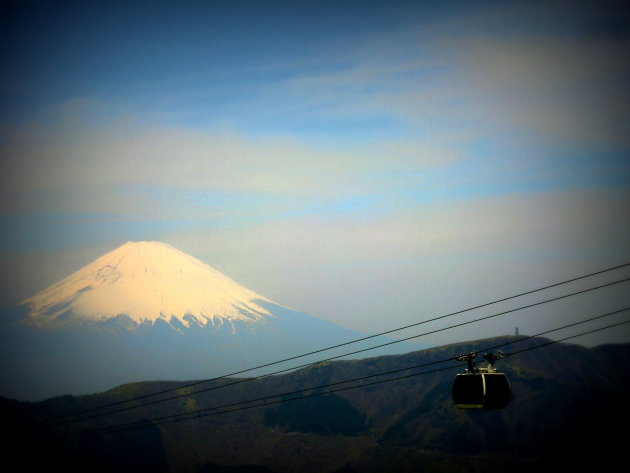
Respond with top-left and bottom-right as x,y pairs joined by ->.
1,0 -> 629,345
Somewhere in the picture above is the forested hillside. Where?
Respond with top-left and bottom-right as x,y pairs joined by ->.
4,336 -> 629,472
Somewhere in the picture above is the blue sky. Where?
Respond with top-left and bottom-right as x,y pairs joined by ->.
1,0 -> 629,346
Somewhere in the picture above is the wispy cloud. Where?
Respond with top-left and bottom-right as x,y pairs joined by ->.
0,102 -> 464,210
1,1 -> 629,343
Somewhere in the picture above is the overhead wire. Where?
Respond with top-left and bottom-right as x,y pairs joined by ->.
43,274 -> 630,427
70,311 -> 630,438
40,266 -> 630,426
76,307 -> 630,433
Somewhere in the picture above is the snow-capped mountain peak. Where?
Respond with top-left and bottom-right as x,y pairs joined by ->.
7,241 -> 422,401
20,241 -> 275,329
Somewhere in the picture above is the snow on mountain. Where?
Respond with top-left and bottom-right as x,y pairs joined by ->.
20,241 -> 276,330
3,241 -> 425,401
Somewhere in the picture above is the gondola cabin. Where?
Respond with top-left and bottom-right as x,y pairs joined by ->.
452,372 -> 511,409
452,351 -> 511,409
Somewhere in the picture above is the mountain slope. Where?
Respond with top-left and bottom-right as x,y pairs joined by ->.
3,336 -> 628,473
20,241 -> 276,330
1,241 -> 422,401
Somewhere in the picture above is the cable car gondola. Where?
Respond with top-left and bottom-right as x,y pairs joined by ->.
452,351 -> 511,409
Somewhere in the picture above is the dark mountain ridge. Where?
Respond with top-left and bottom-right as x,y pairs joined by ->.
4,336 -> 629,473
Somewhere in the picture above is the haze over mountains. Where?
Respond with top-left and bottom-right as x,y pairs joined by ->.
1,241 -> 422,401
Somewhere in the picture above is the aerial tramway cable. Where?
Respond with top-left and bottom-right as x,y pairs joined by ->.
69,312 -> 630,438
42,275 -> 630,428
40,261 -> 630,425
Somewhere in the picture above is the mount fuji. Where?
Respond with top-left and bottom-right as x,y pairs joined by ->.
21,240 -> 286,332
1,241 -> 423,401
